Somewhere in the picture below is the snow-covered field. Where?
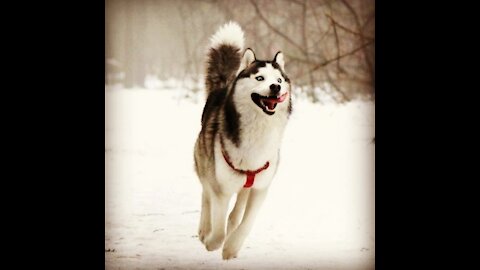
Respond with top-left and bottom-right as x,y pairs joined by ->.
105,86 -> 375,270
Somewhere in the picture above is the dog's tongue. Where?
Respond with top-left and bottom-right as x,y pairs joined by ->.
263,93 -> 287,110
264,99 -> 277,110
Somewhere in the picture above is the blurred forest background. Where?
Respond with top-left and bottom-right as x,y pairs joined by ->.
105,0 -> 374,103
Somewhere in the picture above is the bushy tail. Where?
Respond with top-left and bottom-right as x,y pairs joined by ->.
205,21 -> 244,94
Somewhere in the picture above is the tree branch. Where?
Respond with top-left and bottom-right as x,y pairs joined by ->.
324,13 -> 374,40
308,0 -> 331,65
283,53 -> 316,65
309,40 -> 373,72
325,70 -> 350,102
309,0 -> 332,45
361,13 -> 375,31
339,0 -> 373,80
249,0 -> 308,55
328,11 -> 342,72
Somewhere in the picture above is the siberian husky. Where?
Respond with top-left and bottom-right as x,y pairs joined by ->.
193,21 -> 292,260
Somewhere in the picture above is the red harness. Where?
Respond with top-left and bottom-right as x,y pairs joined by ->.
220,138 -> 270,188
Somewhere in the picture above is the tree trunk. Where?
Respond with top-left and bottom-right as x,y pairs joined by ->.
124,0 -> 134,88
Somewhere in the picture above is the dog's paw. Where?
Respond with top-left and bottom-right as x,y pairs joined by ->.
222,236 -> 243,260
222,245 -> 239,260
198,229 -> 207,244
204,234 -> 224,251
198,226 -> 211,244
198,223 -> 211,245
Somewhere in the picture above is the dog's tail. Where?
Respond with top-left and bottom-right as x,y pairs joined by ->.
205,21 -> 244,95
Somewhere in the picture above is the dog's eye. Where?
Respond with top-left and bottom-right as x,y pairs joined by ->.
255,76 -> 264,81
277,78 -> 282,83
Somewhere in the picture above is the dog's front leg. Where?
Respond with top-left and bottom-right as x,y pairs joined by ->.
198,189 -> 211,244
227,188 -> 250,236
222,187 -> 268,260
204,192 -> 230,251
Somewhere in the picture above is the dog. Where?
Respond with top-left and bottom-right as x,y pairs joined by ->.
193,21 -> 292,260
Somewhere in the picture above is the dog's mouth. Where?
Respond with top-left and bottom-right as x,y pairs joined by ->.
251,92 -> 288,115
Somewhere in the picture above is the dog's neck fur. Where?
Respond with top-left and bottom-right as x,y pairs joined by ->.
220,97 -> 289,171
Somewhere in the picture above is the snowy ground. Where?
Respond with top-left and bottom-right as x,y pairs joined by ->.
105,86 -> 375,270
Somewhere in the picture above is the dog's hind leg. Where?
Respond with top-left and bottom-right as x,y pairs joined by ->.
204,191 -> 230,251
222,187 -> 269,260
198,189 -> 211,244
226,188 -> 250,236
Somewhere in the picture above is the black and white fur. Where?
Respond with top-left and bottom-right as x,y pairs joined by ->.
193,22 -> 292,260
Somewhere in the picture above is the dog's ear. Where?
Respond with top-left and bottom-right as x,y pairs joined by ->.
273,51 -> 285,71
237,48 -> 256,75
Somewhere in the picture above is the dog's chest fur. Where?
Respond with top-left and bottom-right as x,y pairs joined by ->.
223,109 -> 287,170
213,104 -> 288,191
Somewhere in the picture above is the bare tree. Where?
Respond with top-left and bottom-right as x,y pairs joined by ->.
106,0 -> 374,101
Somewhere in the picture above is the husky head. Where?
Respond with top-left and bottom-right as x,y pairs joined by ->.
233,48 -> 291,116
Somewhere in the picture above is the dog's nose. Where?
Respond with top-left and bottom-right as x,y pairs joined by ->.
269,84 -> 281,95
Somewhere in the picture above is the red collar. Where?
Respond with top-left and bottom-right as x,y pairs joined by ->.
220,138 -> 270,188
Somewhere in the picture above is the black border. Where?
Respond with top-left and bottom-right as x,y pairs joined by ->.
5,1 -> 105,268
375,1 -> 468,268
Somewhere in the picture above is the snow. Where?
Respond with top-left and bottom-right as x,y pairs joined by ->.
105,86 -> 375,270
